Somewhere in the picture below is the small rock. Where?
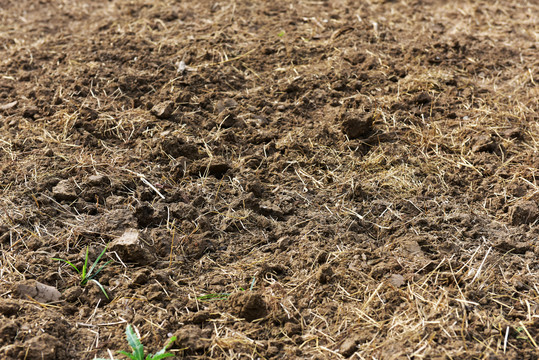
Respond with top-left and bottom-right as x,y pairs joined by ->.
215,98 -> 238,113
510,200 -> 539,225
389,274 -> 405,288
151,101 -> 174,119
403,239 -> 423,255
109,228 -> 152,265
14,280 -> 62,303
52,179 -> 78,201
87,174 -> 110,186
340,335 -> 361,358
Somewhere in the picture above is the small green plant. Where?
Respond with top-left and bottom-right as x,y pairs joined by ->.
53,245 -> 112,299
277,30 -> 285,37
95,325 -> 176,360
197,292 -> 230,301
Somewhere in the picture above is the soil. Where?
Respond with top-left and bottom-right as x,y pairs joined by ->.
0,0 -> 538,359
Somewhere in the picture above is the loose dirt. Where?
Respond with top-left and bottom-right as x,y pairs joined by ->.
0,0 -> 538,359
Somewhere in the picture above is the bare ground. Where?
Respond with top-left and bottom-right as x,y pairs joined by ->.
0,0 -> 538,359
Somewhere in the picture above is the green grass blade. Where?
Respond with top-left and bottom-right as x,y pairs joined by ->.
81,246 -> 89,283
148,353 -> 174,360
197,293 -> 230,301
125,325 -> 144,360
90,279 -> 109,300
89,260 -> 112,281
118,350 -> 137,360
52,258 -> 80,274
152,335 -> 176,358
87,246 -> 108,279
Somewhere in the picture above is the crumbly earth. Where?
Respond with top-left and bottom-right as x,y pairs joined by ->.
0,0 -> 538,359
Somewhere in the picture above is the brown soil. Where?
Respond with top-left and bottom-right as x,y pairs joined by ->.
0,0 -> 538,359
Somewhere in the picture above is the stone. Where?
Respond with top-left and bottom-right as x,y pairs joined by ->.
109,228 -> 151,265
14,280 -> 62,303
389,274 -> 405,288
151,101 -> 174,119
340,334 -> 361,358
52,179 -> 77,201
87,174 -> 110,186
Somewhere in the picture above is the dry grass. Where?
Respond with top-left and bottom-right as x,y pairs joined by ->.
0,0 -> 538,359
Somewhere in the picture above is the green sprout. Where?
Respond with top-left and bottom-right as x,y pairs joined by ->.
197,293 -> 230,301
277,30 -> 285,37
53,245 -> 112,299
95,325 -> 176,360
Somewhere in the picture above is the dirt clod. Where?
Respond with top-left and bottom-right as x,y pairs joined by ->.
341,112 -> 374,139
14,280 -> 62,303
109,228 -> 152,265
151,101 -> 174,119
339,334 -> 361,358
389,274 -> 406,288
24,333 -> 60,360
0,300 -> 20,317
174,325 -> 211,353
509,200 -> 539,225
316,264 -> 334,284
190,157 -> 231,178
229,291 -> 268,322
52,180 -> 77,202
86,174 -> 110,186
0,320 -> 18,345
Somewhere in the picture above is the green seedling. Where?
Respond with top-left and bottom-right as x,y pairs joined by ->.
53,245 -> 112,299
277,30 -> 285,37
95,324 -> 176,360
197,293 -> 230,301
